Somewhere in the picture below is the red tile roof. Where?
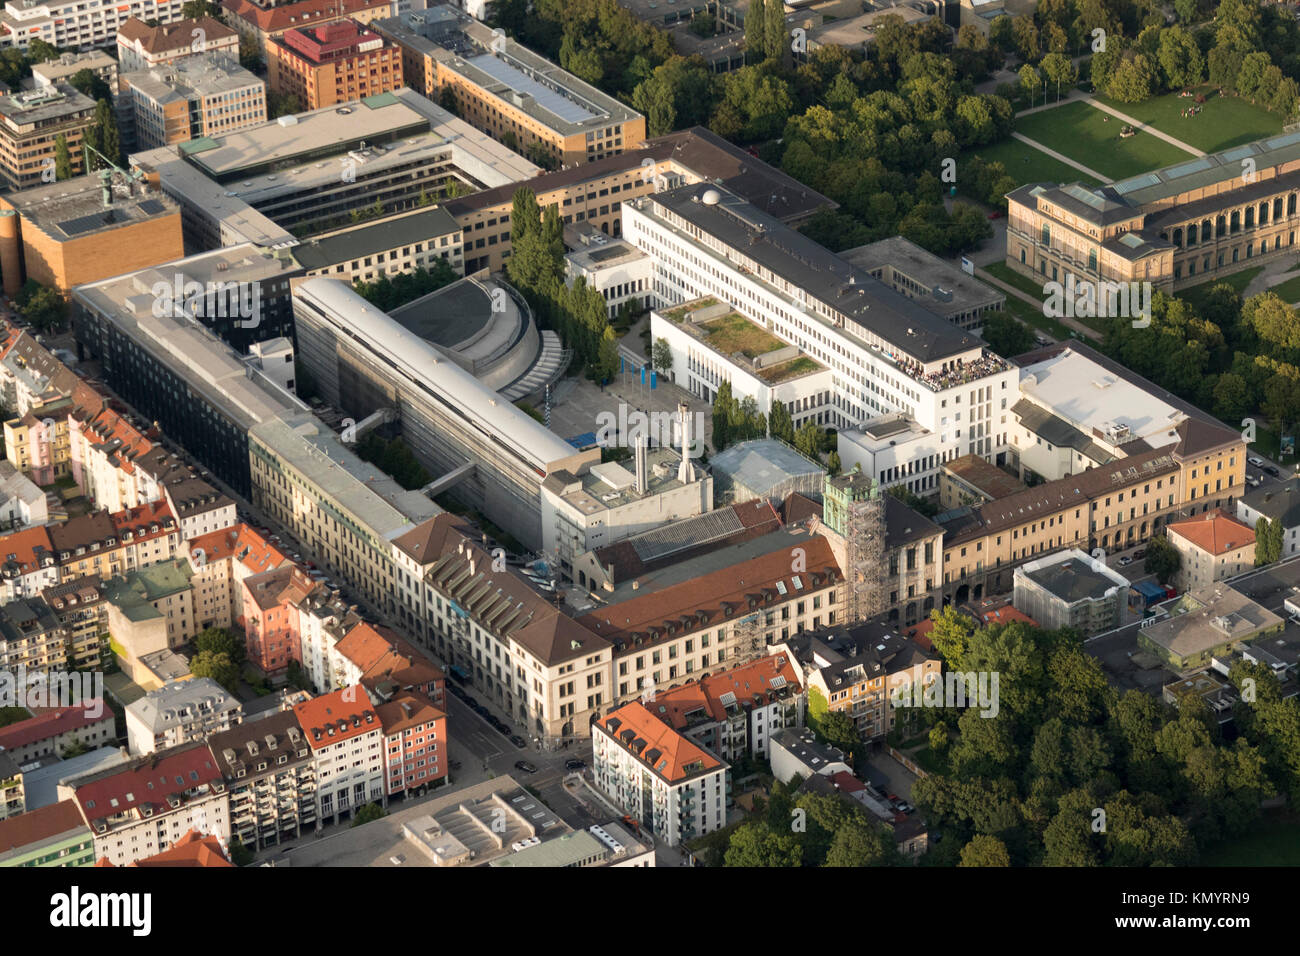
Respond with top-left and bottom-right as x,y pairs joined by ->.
650,654 -> 801,729
0,701 -> 114,751
1167,510 -> 1255,556
0,800 -> 88,855
375,691 -> 444,736
131,829 -> 232,867
292,686 -> 379,750
110,500 -> 176,543
223,0 -> 392,34
188,523 -> 288,572
0,525 -> 54,575
599,701 -> 723,784
72,745 -> 222,826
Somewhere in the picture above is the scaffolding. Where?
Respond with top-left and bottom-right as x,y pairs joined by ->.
845,486 -> 887,624
732,609 -> 764,662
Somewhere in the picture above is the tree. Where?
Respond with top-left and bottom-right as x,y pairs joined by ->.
194,626 -> 245,666
190,650 -> 240,692
745,0 -> 767,60
1157,25 -> 1203,90
768,400 -> 795,444
959,834 -> 1011,866
929,721 -> 949,754
631,56 -> 712,136
1143,534 -> 1181,585
927,605 -> 977,665
14,280 -> 65,332
826,450 -> 842,477
1018,63 -> 1041,105
68,68 -> 112,105
54,134 -> 72,181
763,0 -> 785,61
181,0 -> 223,19
817,710 -> 860,760
27,38 -> 58,63
1039,52 -> 1077,99
352,802 -> 387,827
1107,52 -> 1157,103
980,311 -> 1036,358
689,11 -> 713,38
87,98 -> 120,167
723,821 -> 802,866
651,337 -> 673,375
794,420 -> 824,462
228,838 -> 253,866
1011,16 -> 1040,62
824,818 -> 897,866
61,734 -> 89,758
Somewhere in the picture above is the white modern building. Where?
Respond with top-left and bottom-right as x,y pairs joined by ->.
125,677 -> 243,755
593,701 -> 728,848
0,0 -> 185,51
0,460 -> 49,530
650,296 -> 835,430
564,225 -> 654,319
622,184 -> 1019,497
1238,478 -> 1300,559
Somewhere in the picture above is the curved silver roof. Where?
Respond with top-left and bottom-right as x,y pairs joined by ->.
296,278 -> 577,470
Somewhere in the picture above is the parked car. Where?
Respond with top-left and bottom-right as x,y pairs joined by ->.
510,734 -> 527,749
1133,548 -> 1146,559
565,758 -> 587,772
987,210 -> 1003,220
1249,456 -> 1265,467
514,760 -> 538,774
1117,556 -> 1133,567
897,801 -> 915,814
1265,465 -> 1281,477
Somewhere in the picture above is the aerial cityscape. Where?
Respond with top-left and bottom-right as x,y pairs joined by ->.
0,0 -> 1291,911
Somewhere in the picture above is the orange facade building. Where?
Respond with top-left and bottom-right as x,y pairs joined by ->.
266,18 -> 402,111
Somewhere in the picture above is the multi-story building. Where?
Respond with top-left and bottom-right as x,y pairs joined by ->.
444,126 -> 833,275
31,50 -> 118,89
938,415 -> 1245,604
0,85 -> 95,193
1166,510 -> 1256,593
42,576 -> 110,668
1006,130 -> 1300,291
64,742 -> 230,867
187,522 -> 288,632
116,16 -> 240,72
292,686 -> 386,825
582,529 -> 846,711
778,624 -> 940,742
4,403 -> 70,485
240,563 -> 314,678
223,0 -> 396,58
1012,549 -> 1134,637
125,677 -> 243,755
290,204 -> 464,282
769,728 -> 852,782
0,800 -> 95,867
1238,478 -> 1300,559
0,595 -> 67,675
1139,585 -> 1284,672
209,711 -> 317,850
624,183 -> 1020,497
376,691 -> 447,798
645,653 -> 802,764
564,224 -> 654,319
131,84 -> 535,250
293,277 -> 595,551
119,54 -> 267,151
0,460 -> 48,531
0,169 -> 183,297
593,701 -> 728,847
839,236 -> 1006,333
0,527 -> 59,603
102,558 -> 197,649
267,18 -> 402,111
0,701 -> 115,765
375,6 -> 645,168
0,0 -> 185,51
0,751 -> 23,818
389,514 -> 610,743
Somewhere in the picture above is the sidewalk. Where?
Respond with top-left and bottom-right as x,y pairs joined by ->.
1010,131 -> 1111,183
1082,95 -> 1204,157
976,267 -> 1103,342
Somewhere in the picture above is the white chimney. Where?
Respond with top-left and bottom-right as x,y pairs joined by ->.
634,434 -> 648,495
676,402 -> 695,485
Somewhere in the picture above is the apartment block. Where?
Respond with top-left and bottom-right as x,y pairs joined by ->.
42,576 -> 110,669
125,677 -> 243,755
293,686 -> 386,825
0,86 -> 95,194
1,0 -> 185,51
593,702 -> 728,847
267,18 -> 402,111
209,711 -> 318,850
117,16 -> 240,72
0,595 -> 67,675
375,6 -> 644,168
64,742 -> 230,867
32,50 -> 118,89
376,691 -> 447,797
1238,478 -> 1300,559
0,800 -> 95,867
241,563 -> 315,678
223,0 -> 396,58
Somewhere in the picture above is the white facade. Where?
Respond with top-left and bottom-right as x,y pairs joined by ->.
565,234 -> 655,319
0,462 -> 49,530
621,189 -> 1019,496
309,724 -> 386,824
592,717 -> 728,848
246,338 -> 296,395
124,677 -> 242,755
1,0 -> 185,50
650,303 -> 836,430
1237,494 -> 1300,559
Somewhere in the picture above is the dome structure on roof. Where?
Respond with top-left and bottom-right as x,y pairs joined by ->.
701,188 -> 721,205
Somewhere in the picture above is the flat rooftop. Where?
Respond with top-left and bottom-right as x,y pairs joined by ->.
4,174 -> 178,241
1142,586 -> 1284,663
547,447 -> 692,517
839,236 -> 1005,316
641,184 -> 996,369
1023,556 -> 1126,603
292,204 -> 461,271
1017,347 -> 1185,450
0,84 -> 94,124
377,7 -> 641,137
661,297 -> 826,385
944,454 -> 1028,500
121,54 -> 262,103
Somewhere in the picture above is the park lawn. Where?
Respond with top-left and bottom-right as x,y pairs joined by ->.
1094,86 -> 1284,154
1176,265 -> 1264,314
962,137 -> 1103,191
1266,274 -> 1300,304
1201,814 -> 1300,866
977,264 -> 1077,339
1015,100 -> 1196,181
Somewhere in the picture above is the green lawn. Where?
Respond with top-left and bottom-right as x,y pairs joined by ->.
977,264 -> 1076,339
1267,274 -> 1300,304
1201,814 -> 1300,866
962,137 -> 1103,191
1015,100 -> 1196,181
1176,265 -> 1264,314
1094,86 -> 1284,154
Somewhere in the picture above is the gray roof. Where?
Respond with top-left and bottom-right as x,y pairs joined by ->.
646,184 -> 983,363
1010,397 -> 1118,464
17,746 -> 131,811
839,236 -> 1005,316
1240,479 -> 1300,526
1023,558 -> 1122,603
126,677 -> 242,733
710,438 -> 825,496
1113,131 -> 1300,206
292,205 -> 461,272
